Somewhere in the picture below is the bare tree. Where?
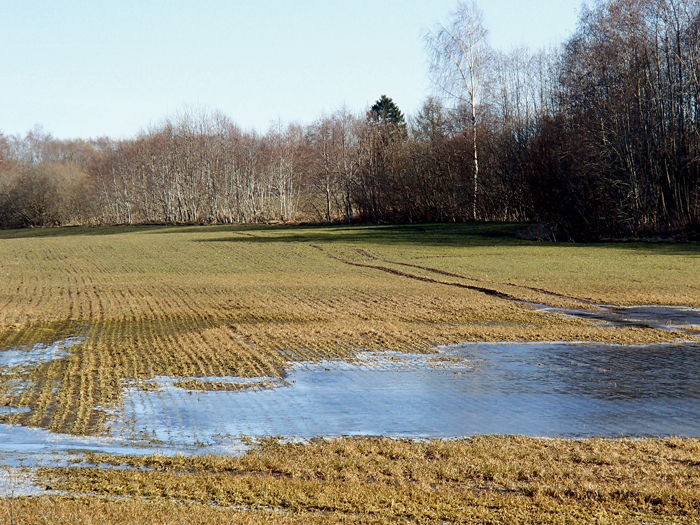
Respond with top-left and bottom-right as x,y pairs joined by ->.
426,0 -> 492,220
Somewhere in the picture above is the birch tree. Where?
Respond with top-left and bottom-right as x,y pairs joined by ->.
426,0 -> 492,220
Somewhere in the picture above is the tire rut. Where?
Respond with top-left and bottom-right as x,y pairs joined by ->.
310,245 -> 517,302
351,247 -> 593,306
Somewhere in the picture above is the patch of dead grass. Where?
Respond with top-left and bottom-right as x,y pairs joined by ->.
24,436 -> 700,524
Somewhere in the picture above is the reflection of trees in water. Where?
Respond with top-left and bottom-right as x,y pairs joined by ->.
118,343 -> 700,441
533,344 -> 700,400
452,340 -> 700,401
567,307 -> 700,332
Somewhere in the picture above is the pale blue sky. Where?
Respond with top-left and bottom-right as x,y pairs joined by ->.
1,1 -> 584,139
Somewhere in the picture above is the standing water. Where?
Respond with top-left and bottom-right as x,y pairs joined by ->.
0,306 -> 698,465
113,341 -> 700,445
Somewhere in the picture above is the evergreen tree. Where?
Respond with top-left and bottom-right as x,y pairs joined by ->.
370,95 -> 406,133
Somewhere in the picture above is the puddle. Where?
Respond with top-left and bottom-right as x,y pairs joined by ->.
0,407 -> 30,415
0,337 -> 82,370
0,421 -> 247,468
109,342 -> 700,445
0,468 -> 46,497
538,304 -> 700,333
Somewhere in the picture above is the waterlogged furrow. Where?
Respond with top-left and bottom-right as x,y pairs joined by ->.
25,360 -> 63,428
93,344 -> 115,432
221,327 -> 288,377
184,330 -> 217,378
196,329 -> 228,378
48,348 -> 80,432
163,319 -> 203,377
134,317 -> 155,379
90,282 -> 107,322
208,326 -> 281,380
70,346 -> 96,434
220,332 -> 273,379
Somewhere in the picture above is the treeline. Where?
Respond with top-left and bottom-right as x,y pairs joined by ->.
531,0 -> 700,239
1,0 -> 698,240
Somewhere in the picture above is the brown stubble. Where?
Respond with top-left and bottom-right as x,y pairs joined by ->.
29,436 -> 700,524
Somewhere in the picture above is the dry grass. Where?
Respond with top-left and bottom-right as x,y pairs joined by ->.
0,223 -> 698,435
14,436 -> 699,524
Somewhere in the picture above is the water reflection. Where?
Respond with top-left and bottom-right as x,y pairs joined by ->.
114,342 -> 700,443
466,342 -> 700,399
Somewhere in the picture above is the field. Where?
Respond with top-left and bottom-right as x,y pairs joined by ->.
0,223 -> 699,522
1,436 -> 698,524
1,223 -> 698,436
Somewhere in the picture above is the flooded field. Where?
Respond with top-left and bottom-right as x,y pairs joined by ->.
1,226 -> 698,522
103,304 -> 700,448
0,225 -> 699,473
2,224 -> 699,437
0,337 -> 699,465
113,341 -> 700,446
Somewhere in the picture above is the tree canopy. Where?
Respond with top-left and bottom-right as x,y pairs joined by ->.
1,0 -> 698,240
369,95 -> 406,129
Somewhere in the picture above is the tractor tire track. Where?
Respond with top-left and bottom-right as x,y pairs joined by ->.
353,248 -> 593,306
311,245 -> 517,302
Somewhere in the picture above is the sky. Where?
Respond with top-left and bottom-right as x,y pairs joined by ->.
0,1 -> 584,140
